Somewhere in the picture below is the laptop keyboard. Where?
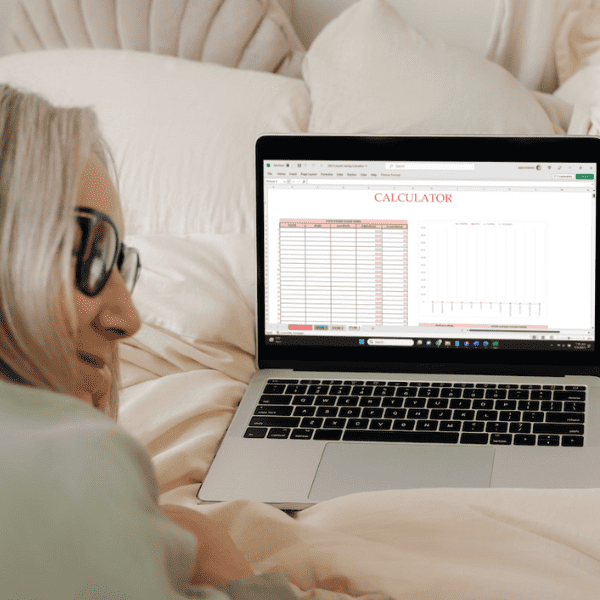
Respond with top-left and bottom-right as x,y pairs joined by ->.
243,379 -> 586,446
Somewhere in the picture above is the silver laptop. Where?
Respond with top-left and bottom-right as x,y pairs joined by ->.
198,135 -> 600,511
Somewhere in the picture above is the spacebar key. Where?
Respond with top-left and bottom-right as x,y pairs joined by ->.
342,430 -> 459,443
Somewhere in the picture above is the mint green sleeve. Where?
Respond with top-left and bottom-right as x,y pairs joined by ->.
0,383 -> 298,600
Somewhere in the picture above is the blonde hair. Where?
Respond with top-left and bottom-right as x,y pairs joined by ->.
0,83 -> 121,420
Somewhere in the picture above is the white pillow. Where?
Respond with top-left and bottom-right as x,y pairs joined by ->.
125,233 -> 256,354
302,0 -> 555,135
0,49 -> 311,236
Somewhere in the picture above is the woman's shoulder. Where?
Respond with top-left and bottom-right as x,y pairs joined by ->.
0,379 -> 157,500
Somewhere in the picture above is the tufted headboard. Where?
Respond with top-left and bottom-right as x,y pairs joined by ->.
5,0 -> 305,77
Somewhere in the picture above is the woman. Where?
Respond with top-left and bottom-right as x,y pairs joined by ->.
0,84 -> 298,599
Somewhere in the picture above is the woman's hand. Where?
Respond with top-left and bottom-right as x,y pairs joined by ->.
161,504 -> 255,587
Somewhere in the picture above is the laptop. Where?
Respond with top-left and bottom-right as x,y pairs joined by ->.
198,135 -> 600,511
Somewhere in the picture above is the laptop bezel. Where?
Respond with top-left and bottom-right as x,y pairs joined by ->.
255,135 -> 600,377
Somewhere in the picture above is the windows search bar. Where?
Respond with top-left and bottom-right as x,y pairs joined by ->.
386,162 -> 475,171
367,339 -> 415,346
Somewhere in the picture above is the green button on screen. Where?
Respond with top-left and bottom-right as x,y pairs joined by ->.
576,174 -> 594,179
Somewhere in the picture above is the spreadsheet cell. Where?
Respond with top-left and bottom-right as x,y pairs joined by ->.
278,219 -> 409,328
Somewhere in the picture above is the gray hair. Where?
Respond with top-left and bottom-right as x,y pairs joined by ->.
0,83 -> 121,420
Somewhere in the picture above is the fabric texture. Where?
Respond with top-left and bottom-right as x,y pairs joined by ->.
553,6 -> 600,133
302,0 -> 555,135
0,379 -> 299,599
114,231 -> 600,600
0,49 -> 311,237
6,0 -> 305,77
486,0 -> 599,92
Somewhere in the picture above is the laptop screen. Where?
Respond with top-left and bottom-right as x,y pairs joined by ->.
256,136 -> 599,375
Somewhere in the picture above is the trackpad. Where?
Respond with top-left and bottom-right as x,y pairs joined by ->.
309,443 -> 495,501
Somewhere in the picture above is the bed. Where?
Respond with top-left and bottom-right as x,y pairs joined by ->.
1,0 -> 600,597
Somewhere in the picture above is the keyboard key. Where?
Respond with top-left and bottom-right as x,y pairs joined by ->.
418,388 -> 440,398
514,434 -> 536,445
427,398 -> 450,409
337,396 -> 359,406
285,384 -> 307,394
292,396 -> 314,405
314,429 -> 343,441
360,397 -> 382,407
533,423 -> 584,435
339,407 -> 361,418
346,419 -> 369,429
249,416 -> 300,428
267,428 -> 291,439
294,406 -> 316,417
300,417 -> 322,428
510,423 -> 531,434
508,389 -> 529,400
384,408 -> 407,419
440,388 -> 462,398
244,427 -> 267,438
259,394 -> 292,405
485,389 -> 507,399
476,410 -> 498,421
352,386 -> 373,396
490,434 -> 512,445
415,420 -> 438,430
439,421 -> 461,431
562,436 -> 584,447
307,384 -> 330,395
255,406 -> 293,416
517,401 -> 538,411
362,408 -> 383,419
462,422 -> 485,432
374,386 -> 397,396
324,418 -> 346,428
330,385 -> 351,395
405,398 -> 426,409
408,408 -> 429,419
499,411 -> 521,422
343,430 -> 459,443
382,398 -> 404,408
545,412 -> 585,423
460,433 -> 489,444
393,420 -> 416,430
315,396 -> 337,406
396,387 -> 418,397
291,429 -> 314,440
370,419 -> 393,430
450,399 -> 472,409
472,399 -> 495,410
454,410 -> 475,420
537,435 -> 560,446
486,422 -> 508,433
522,411 -> 544,422
554,391 -> 586,401
316,406 -> 338,417
264,384 -> 286,394
430,409 -> 452,420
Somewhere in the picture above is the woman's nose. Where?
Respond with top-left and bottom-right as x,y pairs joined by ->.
96,268 -> 142,338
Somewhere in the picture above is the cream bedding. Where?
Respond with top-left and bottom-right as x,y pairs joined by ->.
2,0 -> 600,597
117,234 -> 600,600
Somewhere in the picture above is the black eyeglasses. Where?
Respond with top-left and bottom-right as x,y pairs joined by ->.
73,207 -> 141,297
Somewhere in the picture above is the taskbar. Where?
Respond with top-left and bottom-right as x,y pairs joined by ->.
264,335 -> 594,352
